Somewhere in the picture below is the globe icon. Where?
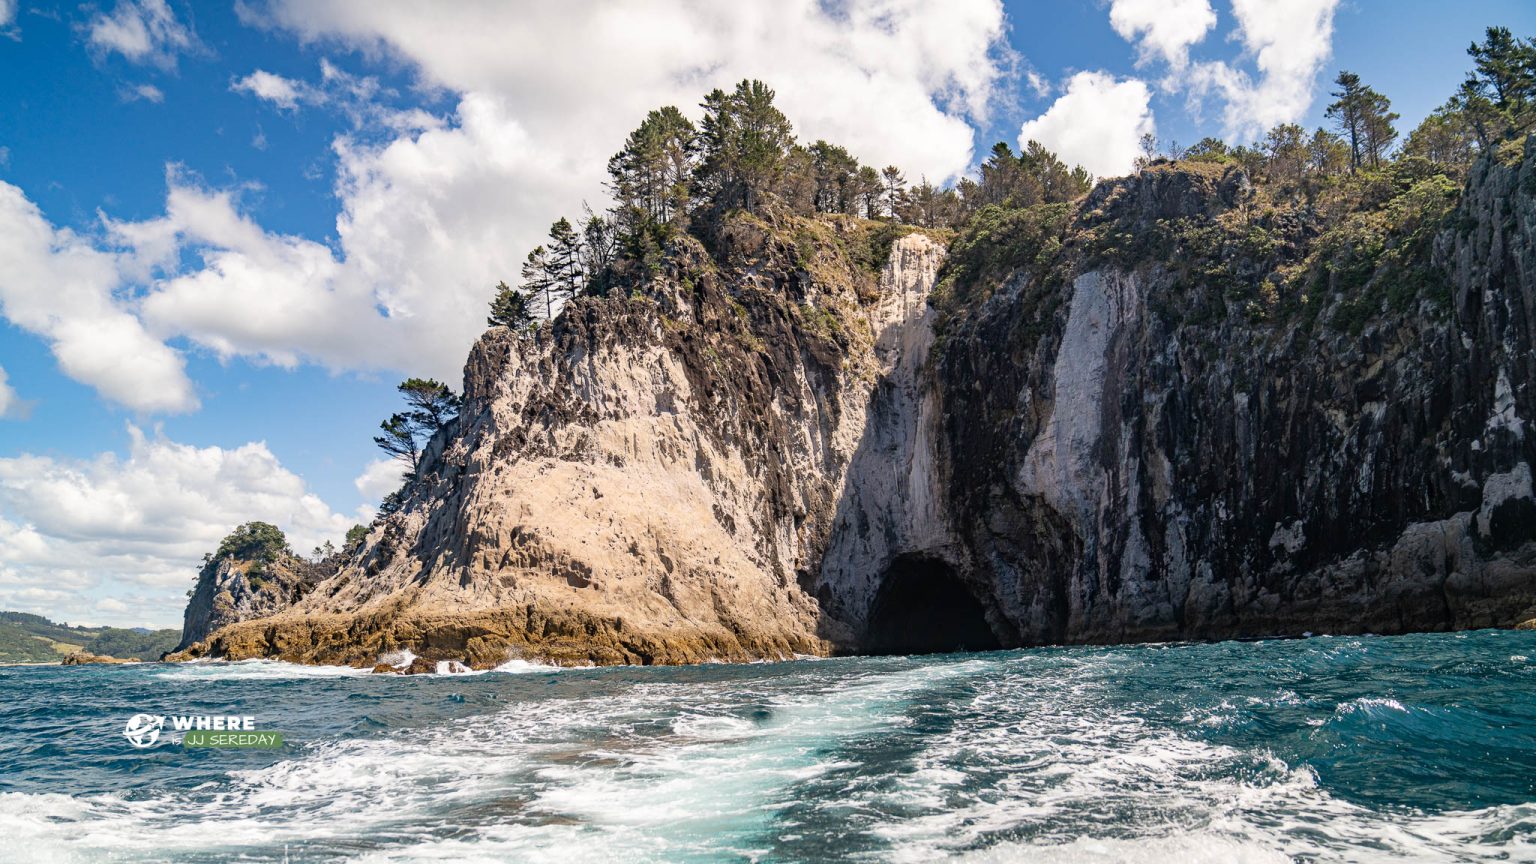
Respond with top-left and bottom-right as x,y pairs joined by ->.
123,714 -> 164,748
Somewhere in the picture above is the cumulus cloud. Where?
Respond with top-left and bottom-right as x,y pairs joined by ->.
1018,71 -> 1155,179
254,0 -> 1009,179
0,0 -> 1014,397
0,182 -> 197,413
85,0 -> 197,70
1186,0 -> 1341,139
0,426 -> 356,627
1109,0 -> 1216,70
231,69 -> 303,109
353,457 -> 407,505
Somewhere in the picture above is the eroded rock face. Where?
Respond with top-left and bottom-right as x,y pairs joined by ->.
178,555 -> 312,651
934,149 -> 1536,644
176,222 -> 952,668
175,144 -> 1536,668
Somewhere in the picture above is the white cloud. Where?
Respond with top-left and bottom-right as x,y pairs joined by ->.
0,0 -> 15,29
231,69 -> 304,110
0,181 -> 198,413
1025,70 -> 1052,99
1109,0 -> 1216,69
0,426 -> 356,627
1185,0 -> 1342,139
121,82 -> 164,103
1018,71 -> 1155,179
86,0 -> 196,70
0,366 -> 18,418
0,0 -> 1013,393
353,457 -> 406,505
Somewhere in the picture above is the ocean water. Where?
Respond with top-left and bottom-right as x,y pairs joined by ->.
2,631 -> 1534,863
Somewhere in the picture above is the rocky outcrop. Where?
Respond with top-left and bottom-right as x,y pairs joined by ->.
931,149 -> 1536,644
61,651 -> 134,665
178,554 -> 312,651
175,218 -> 952,668
174,144 -> 1536,669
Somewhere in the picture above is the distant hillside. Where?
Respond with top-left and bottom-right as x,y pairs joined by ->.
0,612 -> 179,663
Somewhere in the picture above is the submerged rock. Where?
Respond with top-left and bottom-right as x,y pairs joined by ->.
61,651 -> 133,665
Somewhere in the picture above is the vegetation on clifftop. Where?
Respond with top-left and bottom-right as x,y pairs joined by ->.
934,26 -> 1536,339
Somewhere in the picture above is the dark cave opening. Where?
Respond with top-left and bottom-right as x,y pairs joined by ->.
863,555 -> 1002,655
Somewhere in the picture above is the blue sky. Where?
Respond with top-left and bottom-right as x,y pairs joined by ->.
0,0 -> 1531,627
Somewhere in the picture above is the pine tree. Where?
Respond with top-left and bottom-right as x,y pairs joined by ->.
547,217 -> 584,302
1452,26 -> 1536,145
375,379 -> 461,474
487,281 -> 533,329
1326,72 -> 1395,171
398,378 -> 461,430
808,140 -> 861,214
521,245 -> 555,319
608,106 -> 697,228
880,165 -> 906,218
854,165 -> 883,219
1263,123 -> 1308,186
697,80 -> 795,213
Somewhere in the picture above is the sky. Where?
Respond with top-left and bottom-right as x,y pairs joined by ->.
0,0 -> 1531,629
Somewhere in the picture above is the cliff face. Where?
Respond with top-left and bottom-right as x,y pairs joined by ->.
176,218 -> 953,666
178,553 -> 311,650
929,147 -> 1536,645
175,144 -> 1536,668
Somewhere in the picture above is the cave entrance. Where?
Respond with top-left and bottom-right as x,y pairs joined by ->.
864,555 -> 1001,655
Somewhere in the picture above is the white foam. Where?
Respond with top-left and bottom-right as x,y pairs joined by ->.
950,834 -> 1291,864
492,658 -> 568,674
10,650 -> 1535,863
153,658 -> 373,680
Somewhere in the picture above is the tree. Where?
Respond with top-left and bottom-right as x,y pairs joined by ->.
608,106 -> 698,228
521,245 -> 556,319
1307,128 -> 1351,178
1402,106 -> 1478,169
580,207 -> 619,292
1326,71 -> 1397,171
546,217 -> 584,301
853,164 -> 883,219
488,280 -> 534,329
374,379 -> 461,473
979,142 -> 1031,205
808,140 -> 861,214
374,413 -> 423,470
1263,123 -> 1308,186
898,177 -> 961,228
1452,26 -> 1536,145
697,80 -> 796,213
209,522 -> 290,566
399,378 -> 461,430
1020,140 -> 1090,203
880,165 -> 906,218
1184,137 -> 1231,162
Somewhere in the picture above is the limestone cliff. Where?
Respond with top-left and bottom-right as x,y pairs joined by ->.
173,143 -> 1536,668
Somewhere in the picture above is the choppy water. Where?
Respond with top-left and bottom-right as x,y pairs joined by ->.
2,630 -> 1535,862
